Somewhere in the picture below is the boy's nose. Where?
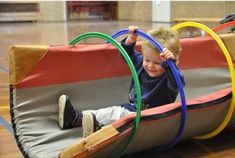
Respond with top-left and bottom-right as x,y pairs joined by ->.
148,63 -> 154,68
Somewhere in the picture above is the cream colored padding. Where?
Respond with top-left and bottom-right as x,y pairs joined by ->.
220,33 -> 235,61
9,45 -> 49,85
59,125 -> 119,158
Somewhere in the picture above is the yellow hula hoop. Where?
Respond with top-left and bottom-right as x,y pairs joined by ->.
171,22 -> 235,139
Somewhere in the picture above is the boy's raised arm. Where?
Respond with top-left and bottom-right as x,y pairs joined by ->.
125,26 -> 139,45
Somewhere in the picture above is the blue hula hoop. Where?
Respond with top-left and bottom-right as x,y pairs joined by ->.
112,29 -> 187,151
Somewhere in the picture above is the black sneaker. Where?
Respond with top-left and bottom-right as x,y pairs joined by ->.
82,111 -> 101,138
58,95 -> 83,129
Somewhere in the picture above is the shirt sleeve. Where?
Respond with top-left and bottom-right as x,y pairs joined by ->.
121,38 -> 143,70
161,60 -> 185,92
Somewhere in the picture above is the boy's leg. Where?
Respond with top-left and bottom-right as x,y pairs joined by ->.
87,106 -> 133,125
82,106 -> 132,137
58,95 -> 83,129
58,96 -> 132,137
82,112 -> 101,138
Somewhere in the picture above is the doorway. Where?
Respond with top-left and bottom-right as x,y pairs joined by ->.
67,1 -> 117,21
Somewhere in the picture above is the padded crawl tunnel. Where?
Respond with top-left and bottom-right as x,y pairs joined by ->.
9,23 -> 235,158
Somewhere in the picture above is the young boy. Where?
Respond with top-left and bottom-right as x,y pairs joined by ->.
58,26 -> 185,138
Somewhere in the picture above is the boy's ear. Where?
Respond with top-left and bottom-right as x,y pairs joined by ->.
179,46 -> 182,52
173,53 -> 180,65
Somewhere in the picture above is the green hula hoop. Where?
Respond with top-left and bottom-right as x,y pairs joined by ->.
69,32 -> 142,157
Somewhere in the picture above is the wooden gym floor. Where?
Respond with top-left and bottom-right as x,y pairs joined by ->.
1,20 -> 235,158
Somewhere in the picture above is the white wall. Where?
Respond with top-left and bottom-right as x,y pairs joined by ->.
39,1 -> 66,22
152,1 -> 171,22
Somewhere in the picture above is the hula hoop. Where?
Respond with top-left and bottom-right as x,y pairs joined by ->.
111,29 -> 187,151
69,32 -> 142,158
172,22 -> 235,139
212,21 -> 235,32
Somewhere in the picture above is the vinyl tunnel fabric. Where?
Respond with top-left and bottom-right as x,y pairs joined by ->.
9,33 -> 235,158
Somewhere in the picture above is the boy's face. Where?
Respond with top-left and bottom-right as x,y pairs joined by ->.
142,46 -> 165,78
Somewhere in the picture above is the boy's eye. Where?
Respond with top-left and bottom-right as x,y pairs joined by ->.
154,61 -> 161,65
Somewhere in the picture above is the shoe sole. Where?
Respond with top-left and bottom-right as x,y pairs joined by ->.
82,112 -> 95,138
58,95 -> 66,129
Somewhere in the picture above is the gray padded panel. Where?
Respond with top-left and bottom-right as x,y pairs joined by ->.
12,76 -> 131,157
177,67 -> 231,100
11,67 -> 233,157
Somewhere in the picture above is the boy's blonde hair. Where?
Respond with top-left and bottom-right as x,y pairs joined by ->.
142,28 -> 180,58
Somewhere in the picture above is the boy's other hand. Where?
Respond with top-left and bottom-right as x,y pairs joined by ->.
160,48 -> 175,62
